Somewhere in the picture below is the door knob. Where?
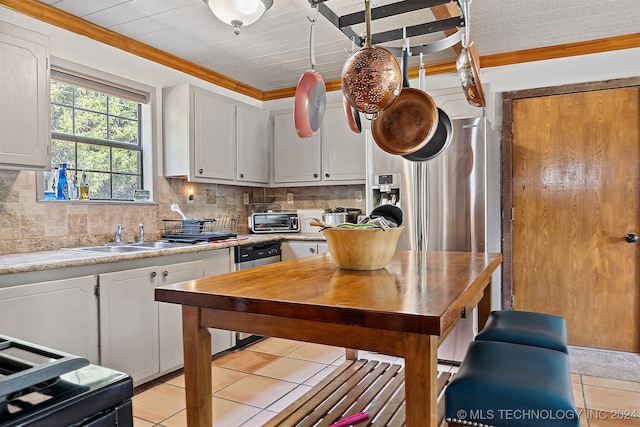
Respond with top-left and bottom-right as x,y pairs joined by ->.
625,233 -> 638,243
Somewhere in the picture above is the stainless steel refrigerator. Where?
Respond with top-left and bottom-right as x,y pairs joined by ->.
365,116 -> 499,361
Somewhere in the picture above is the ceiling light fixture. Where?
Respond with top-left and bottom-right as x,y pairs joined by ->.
205,0 -> 273,35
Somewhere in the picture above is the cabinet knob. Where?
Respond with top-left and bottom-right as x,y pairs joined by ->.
625,233 -> 638,243
325,173 -> 330,178
309,247 -> 316,253
150,271 -> 157,278
240,173 -> 244,178
313,173 -> 318,178
163,270 -> 169,277
199,168 -> 203,174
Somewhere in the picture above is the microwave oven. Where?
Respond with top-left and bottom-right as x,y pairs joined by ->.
248,212 -> 300,233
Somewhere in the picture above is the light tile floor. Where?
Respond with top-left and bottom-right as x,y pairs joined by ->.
132,338 -> 640,427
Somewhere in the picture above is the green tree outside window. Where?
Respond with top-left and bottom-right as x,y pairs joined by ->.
47,79 -> 142,200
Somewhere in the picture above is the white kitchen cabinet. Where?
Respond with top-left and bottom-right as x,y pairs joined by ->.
281,241 -> 328,260
272,110 -> 321,183
99,265 -> 160,384
99,260 -> 206,384
157,260 -> 205,372
159,250 -> 235,372
0,275 -> 98,363
163,84 -> 235,182
99,253 -> 234,384
321,105 -> 366,182
272,107 -> 365,185
237,105 -> 270,184
194,89 -> 236,181
0,21 -> 50,170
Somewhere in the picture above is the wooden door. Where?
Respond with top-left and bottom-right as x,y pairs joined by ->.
511,87 -> 639,352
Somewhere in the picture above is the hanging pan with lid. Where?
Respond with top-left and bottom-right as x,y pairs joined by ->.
371,40 -> 439,155
456,0 -> 486,107
294,8 -> 326,138
341,0 -> 402,117
403,53 -> 453,162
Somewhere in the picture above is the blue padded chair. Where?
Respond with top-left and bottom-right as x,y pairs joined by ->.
445,340 -> 578,426
475,310 -> 568,353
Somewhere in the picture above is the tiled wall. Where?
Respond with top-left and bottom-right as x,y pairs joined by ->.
0,170 -> 365,255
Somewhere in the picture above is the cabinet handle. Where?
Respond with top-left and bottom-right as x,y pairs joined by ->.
313,173 -> 318,178
199,168 -> 203,174
150,271 -> 157,278
325,173 -> 330,178
163,271 -> 169,277
309,247 -> 316,253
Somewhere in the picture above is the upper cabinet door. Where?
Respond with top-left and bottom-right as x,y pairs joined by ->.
0,21 -> 50,170
237,105 -> 269,184
193,89 -> 236,181
321,105 -> 365,182
273,111 -> 321,183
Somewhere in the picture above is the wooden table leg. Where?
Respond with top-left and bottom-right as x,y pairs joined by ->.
345,348 -> 358,360
404,333 -> 438,427
477,279 -> 493,330
182,306 -> 212,427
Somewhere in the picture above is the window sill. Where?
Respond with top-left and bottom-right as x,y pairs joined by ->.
38,199 -> 158,205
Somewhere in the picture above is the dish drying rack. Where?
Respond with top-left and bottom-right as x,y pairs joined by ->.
162,216 -> 238,242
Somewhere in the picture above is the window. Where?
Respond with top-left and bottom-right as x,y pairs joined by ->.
44,67 -> 149,201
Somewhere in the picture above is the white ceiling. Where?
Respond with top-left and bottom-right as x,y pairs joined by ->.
38,0 -> 639,92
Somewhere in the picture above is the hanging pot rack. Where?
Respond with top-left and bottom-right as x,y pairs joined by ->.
308,0 -> 465,56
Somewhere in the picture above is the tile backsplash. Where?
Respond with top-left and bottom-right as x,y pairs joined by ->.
0,170 -> 364,255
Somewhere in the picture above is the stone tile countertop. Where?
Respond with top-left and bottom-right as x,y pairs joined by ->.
0,232 -> 326,275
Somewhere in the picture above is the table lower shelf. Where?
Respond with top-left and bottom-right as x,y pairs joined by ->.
263,359 -> 451,427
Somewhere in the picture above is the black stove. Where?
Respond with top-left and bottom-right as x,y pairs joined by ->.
0,335 -> 133,427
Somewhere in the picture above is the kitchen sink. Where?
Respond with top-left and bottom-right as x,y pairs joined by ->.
130,241 -> 191,249
73,241 -> 191,253
75,245 -> 150,253
101,241 -> 135,247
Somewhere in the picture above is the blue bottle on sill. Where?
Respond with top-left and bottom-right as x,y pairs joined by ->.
56,163 -> 69,200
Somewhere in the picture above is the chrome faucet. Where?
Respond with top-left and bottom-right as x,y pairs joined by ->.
138,223 -> 145,243
114,225 -> 126,242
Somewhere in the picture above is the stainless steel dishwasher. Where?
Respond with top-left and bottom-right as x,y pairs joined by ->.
232,240 -> 281,347
234,240 -> 281,270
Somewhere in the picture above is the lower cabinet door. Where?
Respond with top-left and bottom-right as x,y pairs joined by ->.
0,275 -> 99,363
157,260 -> 204,372
317,242 -> 329,255
99,266 -> 159,383
281,241 -> 326,260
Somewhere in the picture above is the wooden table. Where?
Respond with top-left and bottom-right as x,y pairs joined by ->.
155,250 -> 502,427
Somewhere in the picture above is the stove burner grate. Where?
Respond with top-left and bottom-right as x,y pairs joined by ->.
0,335 -> 89,405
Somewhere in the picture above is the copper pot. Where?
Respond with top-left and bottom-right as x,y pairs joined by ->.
341,0 -> 402,116
402,107 -> 453,162
371,47 -> 439,155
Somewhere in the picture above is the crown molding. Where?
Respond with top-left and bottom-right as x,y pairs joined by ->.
2,0 -> 638,102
